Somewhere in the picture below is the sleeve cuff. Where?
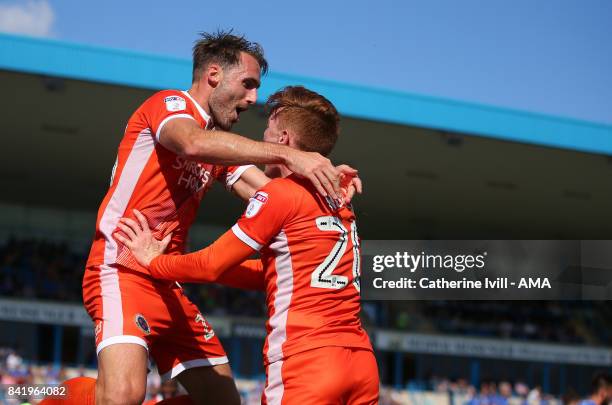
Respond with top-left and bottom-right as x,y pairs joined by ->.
155,113 -> 196,142
231,224 -> 262,251
149,256 -> 162,276
225,165 -> 255,191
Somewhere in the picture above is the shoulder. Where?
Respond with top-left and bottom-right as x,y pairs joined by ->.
149,89 -> 185,101
140,90 -> 188,111
285,175 -> 355,219
245,177 -> 303,215
260,176 -> 309,200
264,176 -> 302,191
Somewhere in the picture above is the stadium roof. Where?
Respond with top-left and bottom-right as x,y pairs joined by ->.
2,32 -> 611,240
2,32 -> 611,156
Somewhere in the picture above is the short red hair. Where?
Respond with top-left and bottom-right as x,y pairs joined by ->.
265,86 -> 340,156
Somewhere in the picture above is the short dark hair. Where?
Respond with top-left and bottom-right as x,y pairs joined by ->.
591,372 -> 612,394
265,86 -> 340,157
192,29 -> 268,83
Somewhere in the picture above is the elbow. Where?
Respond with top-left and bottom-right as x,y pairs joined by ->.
180,141 -> 203,161
177,133 -> 212,161
208,268 -> 223,283
203,264 -> 228,284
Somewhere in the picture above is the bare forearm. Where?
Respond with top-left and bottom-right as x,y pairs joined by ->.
232,167 -> 271,201
184,127 -> 291,166
160,117 -> 348,199
160,118 -> 291,166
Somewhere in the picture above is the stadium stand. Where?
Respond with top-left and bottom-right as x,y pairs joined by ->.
3,237 -> 611,345
0,237 -> 266,318
1,345 -> 567,405
0,236 -> 610,402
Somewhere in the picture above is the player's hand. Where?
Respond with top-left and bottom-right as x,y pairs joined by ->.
114,209 -> 172,268
285,149 -> 342,199
337,164 -> 362,204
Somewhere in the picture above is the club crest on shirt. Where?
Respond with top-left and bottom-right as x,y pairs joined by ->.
164,96 -> 186,112
134,314 -> 151,335
245,192 -> 268,218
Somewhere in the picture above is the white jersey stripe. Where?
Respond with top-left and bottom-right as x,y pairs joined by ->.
96,334 -> 148,355
99,128 -> 155,340
160,356 -> 229,382
263,360 -> 284,405
99,265 -> 123,339
266,230 -> 293,364
155,113 -> 195,142
231,224 -> 262,251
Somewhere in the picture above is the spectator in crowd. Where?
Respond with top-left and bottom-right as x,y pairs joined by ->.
579,372 -> 612,405
142,380 -> 183,405
563,389 -> 581,405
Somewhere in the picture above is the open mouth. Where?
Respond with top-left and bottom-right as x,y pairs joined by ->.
234,106 -> 247,121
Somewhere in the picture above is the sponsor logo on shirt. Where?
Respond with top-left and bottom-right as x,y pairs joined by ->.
245,191 -> 268,218
164,96 -> 186,112
172,156 -> 212,193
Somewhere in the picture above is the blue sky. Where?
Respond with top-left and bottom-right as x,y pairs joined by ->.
1,0 -> 610,124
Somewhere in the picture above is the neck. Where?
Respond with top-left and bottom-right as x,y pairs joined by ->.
265,164 -> 293,179
279,165 -> 293,178
187,82 -> 212,116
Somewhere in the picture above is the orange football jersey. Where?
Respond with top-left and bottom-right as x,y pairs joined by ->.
231,175 -> 372,365
86,90 -> 251,274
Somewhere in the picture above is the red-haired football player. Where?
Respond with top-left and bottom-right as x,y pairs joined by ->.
117,86 -> 377,405
76,31 -> 358,405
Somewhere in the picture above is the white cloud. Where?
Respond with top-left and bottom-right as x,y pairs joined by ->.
0,0 -> 55,37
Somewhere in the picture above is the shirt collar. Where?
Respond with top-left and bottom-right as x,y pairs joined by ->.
182,90 -> 214,129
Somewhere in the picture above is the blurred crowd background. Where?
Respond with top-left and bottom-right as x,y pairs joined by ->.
1,237 -> 611,404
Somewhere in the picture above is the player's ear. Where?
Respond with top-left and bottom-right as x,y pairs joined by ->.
207,64 -> 223,87
278,129 -> 290,146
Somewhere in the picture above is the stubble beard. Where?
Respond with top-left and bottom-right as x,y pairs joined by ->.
209,94 -> 232,131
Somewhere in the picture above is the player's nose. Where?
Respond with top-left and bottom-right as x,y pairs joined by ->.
245,88 -> 257,105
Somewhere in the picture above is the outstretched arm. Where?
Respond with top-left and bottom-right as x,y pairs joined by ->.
230,163 -> 362,203
161,118 -> 347,199
150,230 -> 255,283
115,180 -> 298,290
216,259 -> 265,291
114,210 -> 259,285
